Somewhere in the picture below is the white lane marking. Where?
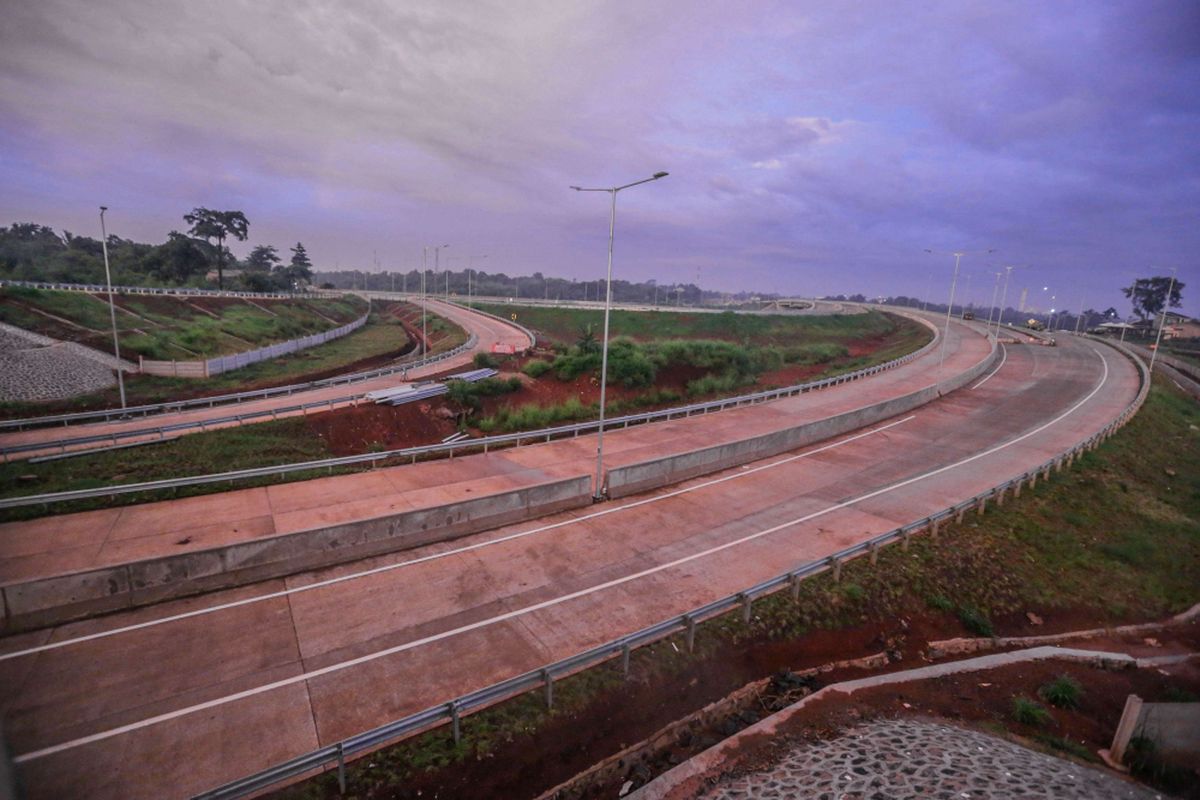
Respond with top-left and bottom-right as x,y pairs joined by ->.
972,343 -> 1008,390
0,418 -> 917,662
14,348 -> 1114,763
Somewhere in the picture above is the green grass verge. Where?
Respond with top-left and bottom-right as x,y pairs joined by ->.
271,377 -> 1198,799
472,303 -> 905,348
0,287 -> 368,359
0,305 -> 427,416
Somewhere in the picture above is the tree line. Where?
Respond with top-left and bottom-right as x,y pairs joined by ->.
0,208 -> 313,292
313,268 -> 760,305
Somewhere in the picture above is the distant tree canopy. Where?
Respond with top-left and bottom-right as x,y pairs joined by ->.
1123,276 -> 1185,321
0,217 -> 315,293
184,208 -> 249,290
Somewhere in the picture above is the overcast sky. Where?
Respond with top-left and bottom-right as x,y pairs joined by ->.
1,1 -> 1197,314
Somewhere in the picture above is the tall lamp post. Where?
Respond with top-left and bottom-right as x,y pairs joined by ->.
994,265 -> 1016,337
571,170 -> 669,500
468,254 -> 487,306
1148,267 -> 1178,375
926,248 -> 995,375
98,207 -> 126,409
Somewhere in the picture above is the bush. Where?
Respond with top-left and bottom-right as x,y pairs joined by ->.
477,397 -> 594,433
606,339 -> 657,388
956,605 -> 994,637
473,352 -> 500,369
781,342 -> 848,364
552,351 -> 601,381
926,594 -> 955,612
522,359 -> 552,378
1038,675 -> 1083,709
1011,696 -> 1053,727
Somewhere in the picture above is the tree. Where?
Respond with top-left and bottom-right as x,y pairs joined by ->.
244,244 -> 280,272
141,231 -> 209,284
183,208 -> 249,289
1122,276 -> 1184,321
285,242 -> 313,287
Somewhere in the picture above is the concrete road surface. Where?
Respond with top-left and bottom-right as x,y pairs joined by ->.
0,330 -> 1140,799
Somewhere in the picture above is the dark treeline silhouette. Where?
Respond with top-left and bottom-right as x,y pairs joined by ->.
314,268 -> 770,306
859,294 -> 1127,332
0,217 -> 313,293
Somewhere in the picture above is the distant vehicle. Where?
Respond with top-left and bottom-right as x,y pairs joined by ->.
1025,319 -> 1046,331
961,310 -> 975,320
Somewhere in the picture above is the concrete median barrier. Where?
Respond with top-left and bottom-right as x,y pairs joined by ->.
0,474 -> 591,632
605,336 -> 998,499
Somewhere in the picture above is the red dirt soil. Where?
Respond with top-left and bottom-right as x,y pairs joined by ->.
273,608 -> 1199,800
303,333 -> 884,458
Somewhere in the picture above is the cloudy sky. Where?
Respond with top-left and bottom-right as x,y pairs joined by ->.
1,0 -> 1197,314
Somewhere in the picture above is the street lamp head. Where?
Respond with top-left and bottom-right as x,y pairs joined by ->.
652,171 -> 669,179
569,186 -> 582,191
99,206 -> 107,214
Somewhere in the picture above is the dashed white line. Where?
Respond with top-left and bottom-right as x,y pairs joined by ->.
0,417 -> 917,663
14,347 -> 1113,763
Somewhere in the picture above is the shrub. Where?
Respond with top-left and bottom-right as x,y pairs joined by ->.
1011,696 -> 1053,727
956,605 -> 994,637
606,339 -> 657,388
926,594 -> 955,612
1038,675 -> 1083,709
552,350 -> 601,381
473,352 -> 499,369
522,359 -> 552,378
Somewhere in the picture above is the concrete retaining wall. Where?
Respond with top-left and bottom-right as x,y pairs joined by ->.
0,474 -> 591,633
605,333 -> 997,499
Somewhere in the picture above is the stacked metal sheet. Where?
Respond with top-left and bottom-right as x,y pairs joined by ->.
366,382 -> 449,406
443,368 -> 498,382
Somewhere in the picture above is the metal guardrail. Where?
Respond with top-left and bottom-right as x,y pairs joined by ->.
0,335 -> 478,464
0,324 -> 940,507
0,328 -> 476,437
0,278 -> 309,300
194,336 -> 1150,800
0,305 -> 478,432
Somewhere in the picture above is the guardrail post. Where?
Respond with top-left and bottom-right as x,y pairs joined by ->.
790,572 -> 802,601
828,556 -> 842,583
621,643 -> 631,678
995,486 -> 1006,507
900,529 -> 911,551
929,518 -> 940,539
977,496 -> 987,516
868,541 -> 879,565
740,593 -> 752,624
685,615 -> 696,652
955,506 -> 965,524
449,701 -> 461,744
542,668 -> 554,709
1028,472 -> 1037,490
336,742 -> 346,794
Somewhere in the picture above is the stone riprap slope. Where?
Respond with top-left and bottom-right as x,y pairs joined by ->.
0,322 -> 131,402
699,719 -> 1156,800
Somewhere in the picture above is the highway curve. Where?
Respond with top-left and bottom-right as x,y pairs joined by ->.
0,322 -> 1142,799
0,299 -> 532,460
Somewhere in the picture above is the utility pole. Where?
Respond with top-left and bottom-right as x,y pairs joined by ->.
98,206 -> 126,409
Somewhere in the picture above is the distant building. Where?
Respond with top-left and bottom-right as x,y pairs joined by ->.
1158,311 -> 1200,339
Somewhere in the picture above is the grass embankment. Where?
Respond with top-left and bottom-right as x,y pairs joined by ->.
271,378 -> 1199,800
469,305 -> 929,433
0,302 -> 462,416
471,303 -> 898,348
0,286 -> 365,359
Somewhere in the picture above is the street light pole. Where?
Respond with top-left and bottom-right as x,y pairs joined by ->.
1148,267 -> 1178,376
994,266 -> 1015,337
937,252 -> 964,375
984,270 -> 1002,335
421,247 -> 428,354
98,207 -> 126,409
571,170 -> 669,500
